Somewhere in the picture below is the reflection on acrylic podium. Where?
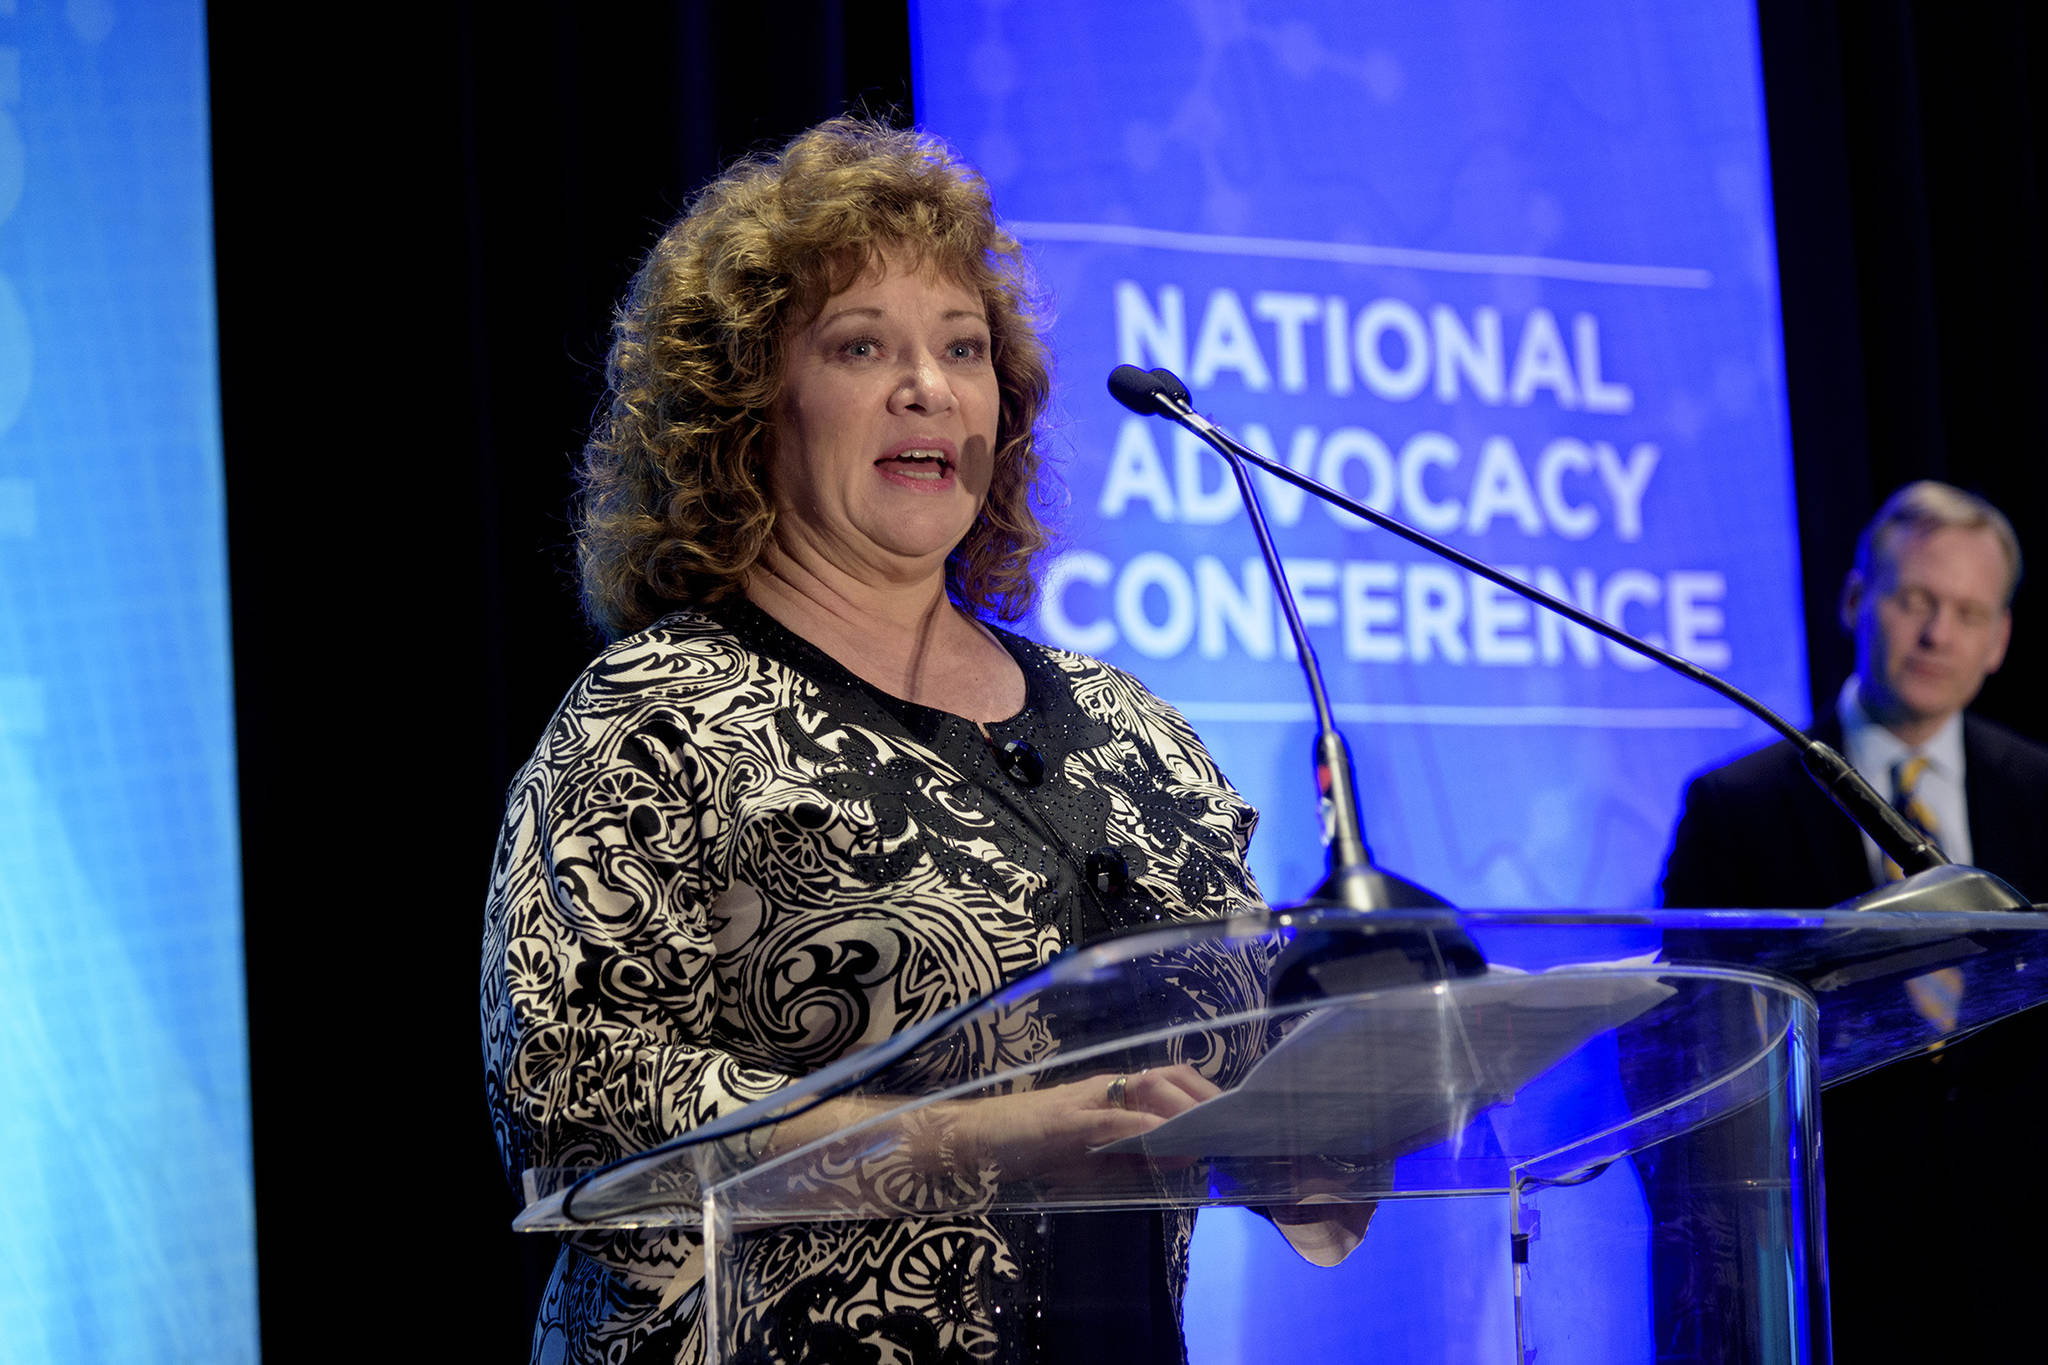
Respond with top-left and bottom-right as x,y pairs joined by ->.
514,906 -> 2048,1364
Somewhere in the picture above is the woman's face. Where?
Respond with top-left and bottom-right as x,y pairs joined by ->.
766,250 -> 1000,585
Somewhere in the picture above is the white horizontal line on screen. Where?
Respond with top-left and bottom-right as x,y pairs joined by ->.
1009,221 -> 1716,289
1174,701 -> 1746,729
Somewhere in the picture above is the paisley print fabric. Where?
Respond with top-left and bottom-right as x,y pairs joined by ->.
482,601 -> 1266,1363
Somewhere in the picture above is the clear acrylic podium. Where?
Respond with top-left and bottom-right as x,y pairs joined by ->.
513,905 -> 2048,1363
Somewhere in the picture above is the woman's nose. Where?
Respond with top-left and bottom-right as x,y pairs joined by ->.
893,351 -> 956,414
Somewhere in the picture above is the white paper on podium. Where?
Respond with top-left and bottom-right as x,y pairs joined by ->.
1099,971 -> 1674,1161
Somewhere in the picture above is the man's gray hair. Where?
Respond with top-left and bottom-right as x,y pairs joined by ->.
1852,480 -> 2023,603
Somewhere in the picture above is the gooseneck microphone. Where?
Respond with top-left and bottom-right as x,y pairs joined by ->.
1108,363 -> 2027,914
1111,366 -> 1445,912
1118,370 -> 1445,911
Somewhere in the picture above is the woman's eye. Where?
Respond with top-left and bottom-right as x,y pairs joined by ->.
949,339 -> 988,360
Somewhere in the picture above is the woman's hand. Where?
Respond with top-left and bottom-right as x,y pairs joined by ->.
947,1064 -> 1221,1182
1262,1182 -> 1376,1267
746,1066 -> 1226,1218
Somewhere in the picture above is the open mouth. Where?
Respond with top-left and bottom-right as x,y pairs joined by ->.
879,450 -> 954,481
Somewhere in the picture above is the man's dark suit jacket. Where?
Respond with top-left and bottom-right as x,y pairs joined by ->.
1659,708 -> 2048,1357
1661,712 -> 2048,910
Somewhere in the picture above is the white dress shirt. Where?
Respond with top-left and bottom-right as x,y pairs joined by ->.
1837,677 -> 1971,883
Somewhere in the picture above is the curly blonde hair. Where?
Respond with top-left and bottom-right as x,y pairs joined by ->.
576,117 -> 1055,640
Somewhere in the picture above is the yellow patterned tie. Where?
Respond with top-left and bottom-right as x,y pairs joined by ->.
1890,755 -> 1964,1036
1891,755 -> 1940,851
1883,754 -> 1943,878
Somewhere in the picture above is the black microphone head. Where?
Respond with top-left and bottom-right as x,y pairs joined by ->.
1108,364 -> 1169,414
1148,368 -> 1192,405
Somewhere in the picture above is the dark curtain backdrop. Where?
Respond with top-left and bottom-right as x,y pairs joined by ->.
209,6 -> 911,1357
1762,0 -> 2047,729
207,3 -> 2042,1357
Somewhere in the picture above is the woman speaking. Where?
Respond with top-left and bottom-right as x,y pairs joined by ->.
482,118 -> 1336,1365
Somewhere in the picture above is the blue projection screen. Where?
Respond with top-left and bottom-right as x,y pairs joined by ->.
0,5 -> 255,1362
914,4 -> 1803,1360
914,1 -> 1805,912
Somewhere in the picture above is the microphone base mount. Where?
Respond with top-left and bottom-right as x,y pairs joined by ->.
1835,862 -> 2032,914
1266,903 -> 1488,1004
1302,863 -> 1454,912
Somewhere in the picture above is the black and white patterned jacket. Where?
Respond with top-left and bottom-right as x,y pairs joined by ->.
481,601 -> 1266,1364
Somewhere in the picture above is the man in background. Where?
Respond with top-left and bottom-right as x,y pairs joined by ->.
1663,479 -> 2048,907
1662,480 -> 2048,1356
